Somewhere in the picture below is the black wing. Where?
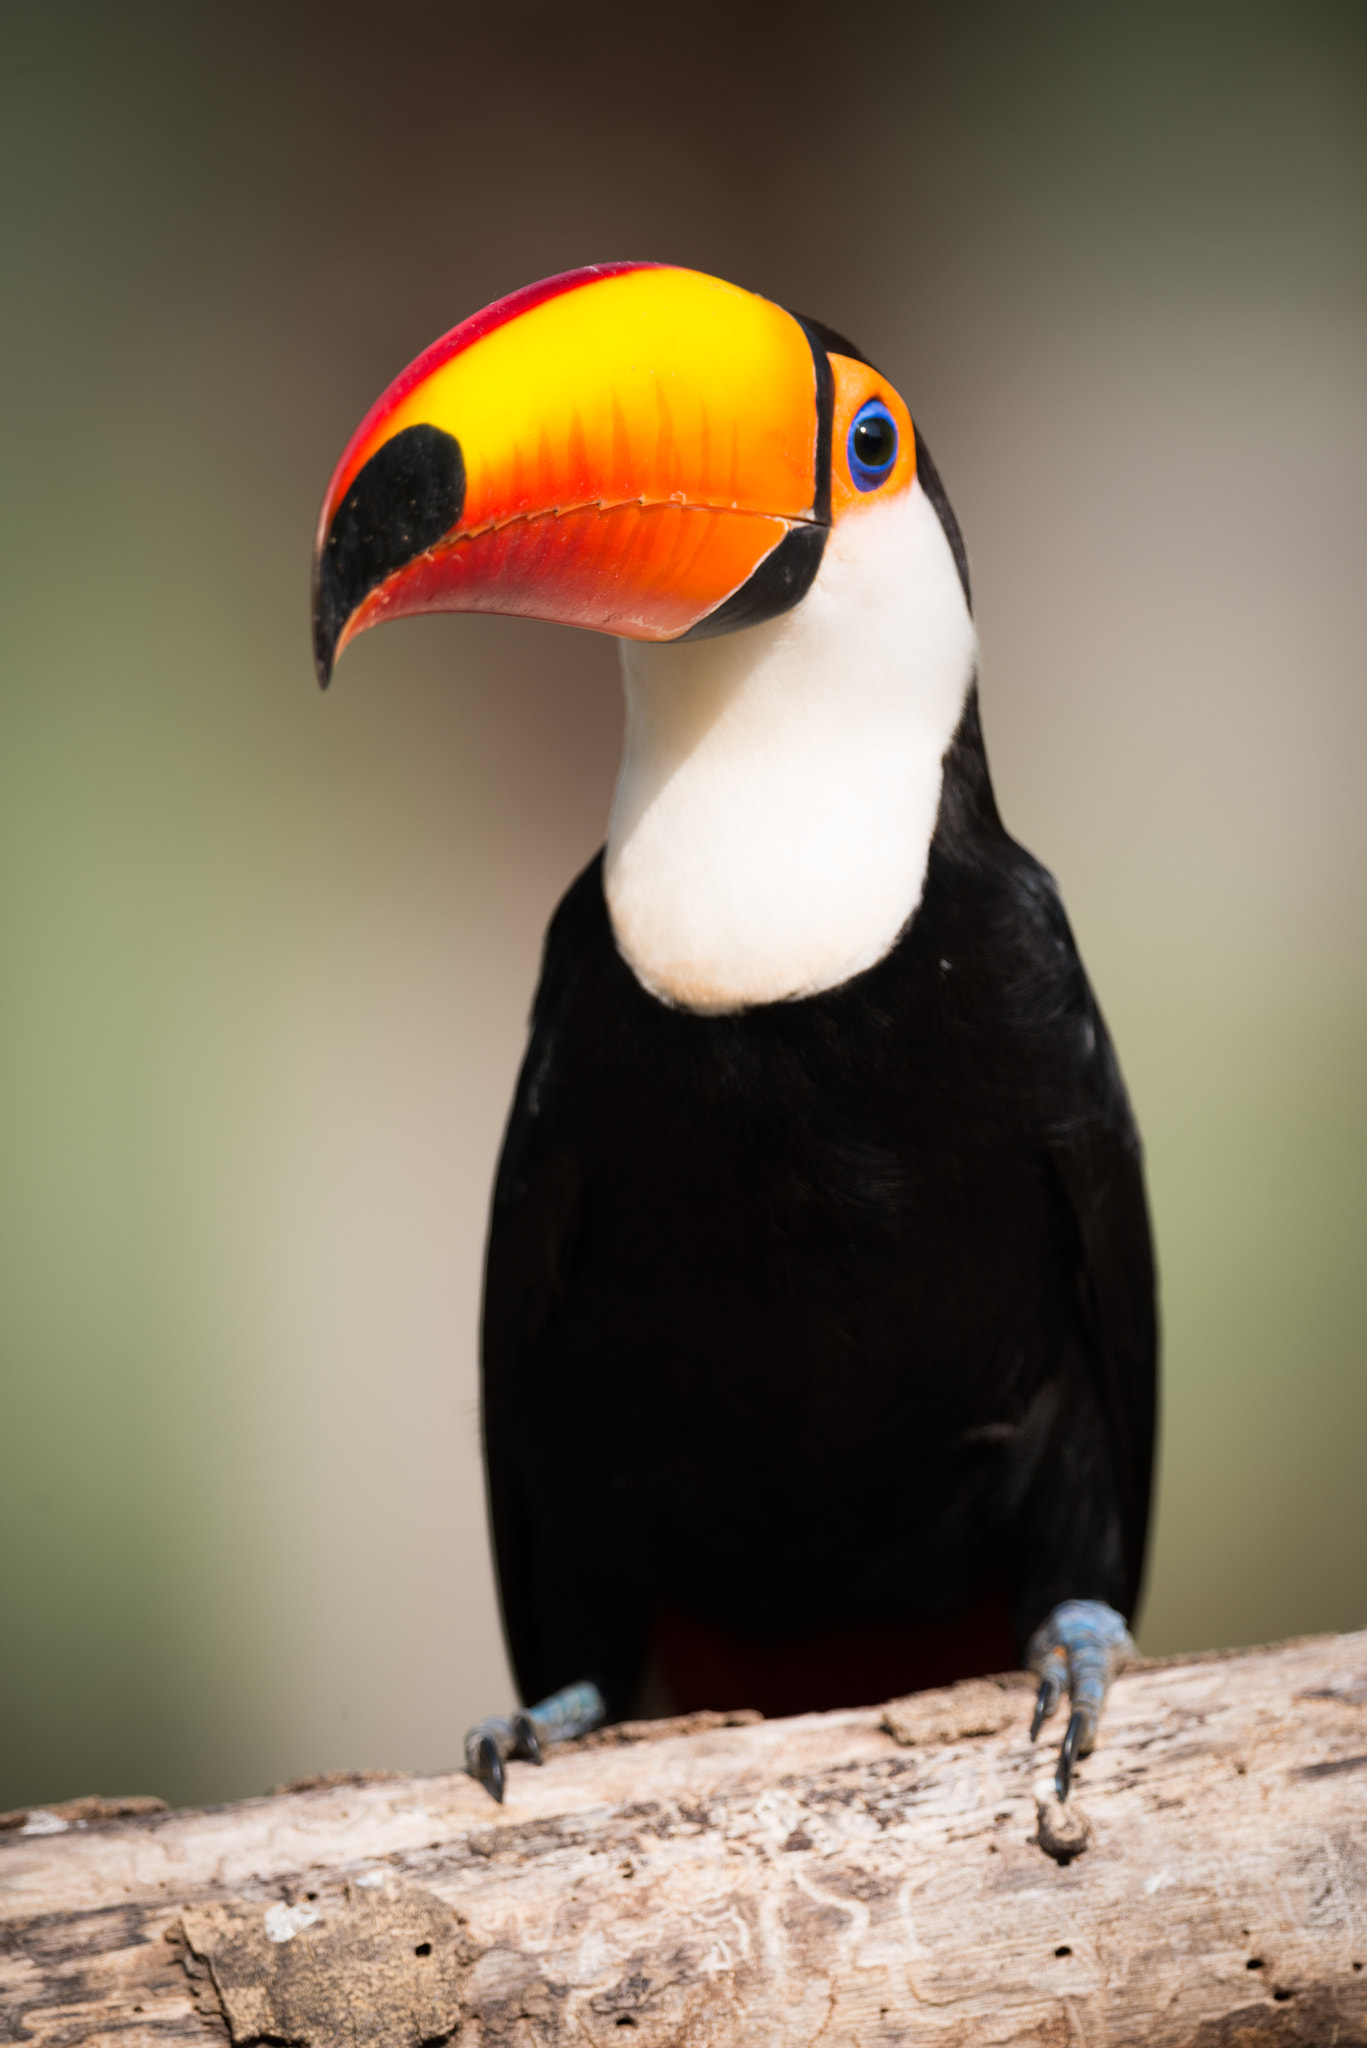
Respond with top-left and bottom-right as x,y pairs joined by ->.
1006,842 -> 1157,1624
936,694 -> 1158,1627
479,876 -> 588,1704
1046,991 -> 1158,1622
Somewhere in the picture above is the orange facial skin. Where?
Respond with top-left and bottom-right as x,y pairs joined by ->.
826,354 -> 918,521
312,264 -> 921,683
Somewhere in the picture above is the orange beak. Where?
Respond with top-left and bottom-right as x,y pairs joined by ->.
312,264 -> 833,685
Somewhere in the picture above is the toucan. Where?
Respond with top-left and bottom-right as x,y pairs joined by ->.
312,263 -> 1157,1805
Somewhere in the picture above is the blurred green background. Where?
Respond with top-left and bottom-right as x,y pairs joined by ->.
1,0 -> 1363,1814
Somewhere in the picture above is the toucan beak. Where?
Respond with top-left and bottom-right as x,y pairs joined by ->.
312,264 -> 830,686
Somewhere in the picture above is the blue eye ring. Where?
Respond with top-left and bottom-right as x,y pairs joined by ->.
847,399 -> 899,492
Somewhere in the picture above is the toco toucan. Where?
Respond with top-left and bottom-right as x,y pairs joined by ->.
312,263 -> 1158,1804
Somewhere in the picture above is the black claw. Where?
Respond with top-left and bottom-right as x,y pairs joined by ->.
1030,1680 -> 1049,1743
1056,1710 -> 1085,1801
472,1733 -> 506,1804
511,1711 -> 544,1766
1032,1679 -> 1057,1744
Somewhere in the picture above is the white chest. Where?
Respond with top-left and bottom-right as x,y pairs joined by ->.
603,484 -> 978,1013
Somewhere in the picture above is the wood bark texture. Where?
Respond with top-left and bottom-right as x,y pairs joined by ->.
4,1634 -> 1367,2047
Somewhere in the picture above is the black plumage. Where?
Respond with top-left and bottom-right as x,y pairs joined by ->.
481,686 -> 1157,1722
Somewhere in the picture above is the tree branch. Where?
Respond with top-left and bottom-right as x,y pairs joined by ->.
3,1634 -> 1366,2045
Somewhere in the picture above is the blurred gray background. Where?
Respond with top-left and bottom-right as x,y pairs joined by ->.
1,0 -> 1364,1813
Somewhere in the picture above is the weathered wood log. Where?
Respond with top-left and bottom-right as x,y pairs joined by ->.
4,1634 -> 1367,2046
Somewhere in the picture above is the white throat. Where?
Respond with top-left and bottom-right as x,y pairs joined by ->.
603,482 -> 978,1013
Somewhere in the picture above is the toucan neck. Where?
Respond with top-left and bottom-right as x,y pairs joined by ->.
603,483 -> 980,1014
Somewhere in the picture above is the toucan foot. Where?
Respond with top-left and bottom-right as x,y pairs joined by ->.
463,1680 -> 606,1803
1026,1599 -> 1133,1801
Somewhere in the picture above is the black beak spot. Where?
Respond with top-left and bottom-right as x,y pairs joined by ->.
313,423 -> 466,686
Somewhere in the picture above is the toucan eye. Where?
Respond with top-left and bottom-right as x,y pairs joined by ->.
848,400 -> 899,492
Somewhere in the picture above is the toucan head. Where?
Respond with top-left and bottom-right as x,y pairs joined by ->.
312,263 -> 968,688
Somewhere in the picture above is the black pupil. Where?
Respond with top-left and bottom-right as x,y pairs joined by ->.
853,414 -> 896,470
